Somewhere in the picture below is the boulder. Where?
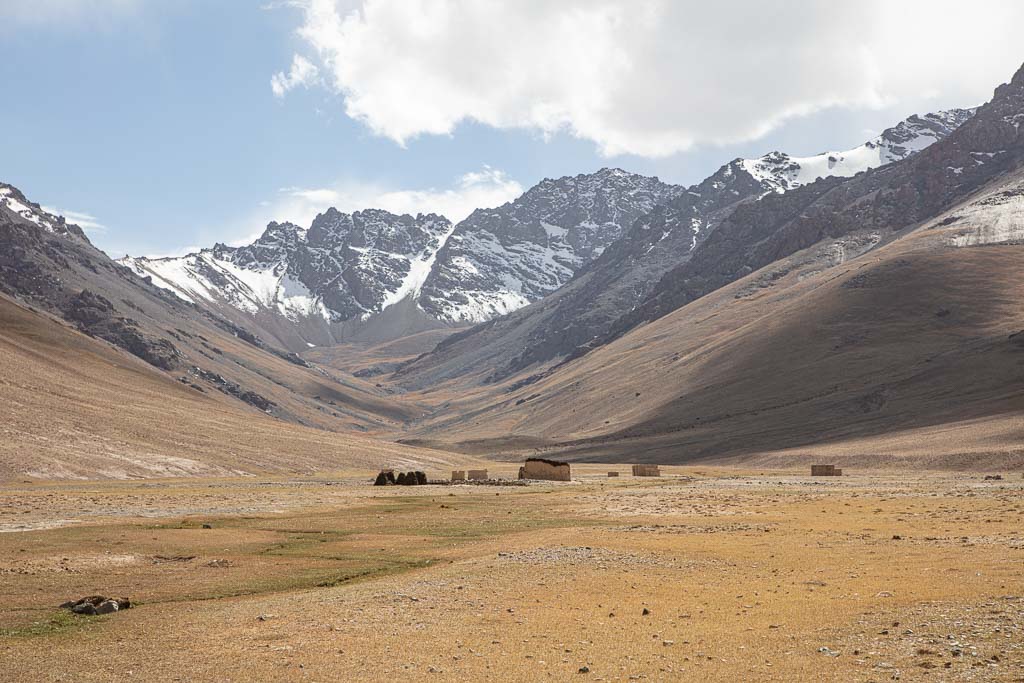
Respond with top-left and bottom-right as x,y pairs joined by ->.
61,595 -> 131,616
95,600 -> 120,615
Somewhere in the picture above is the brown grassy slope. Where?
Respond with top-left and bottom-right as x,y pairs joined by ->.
303,327 -> 464,376
0,294 -> 473,480
0,192 -> 429,434
397,176 -> 1024,468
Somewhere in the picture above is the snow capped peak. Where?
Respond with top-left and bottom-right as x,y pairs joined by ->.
0,183 -> 85,238
121,208 -> 456,327
417,169 -> 682,323
740,107 -> 977,193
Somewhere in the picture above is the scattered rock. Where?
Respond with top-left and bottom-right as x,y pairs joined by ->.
204,559 -> 232,568
60,595 -> 131,616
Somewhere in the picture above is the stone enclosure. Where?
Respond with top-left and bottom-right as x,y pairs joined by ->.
518,458 -> 571,482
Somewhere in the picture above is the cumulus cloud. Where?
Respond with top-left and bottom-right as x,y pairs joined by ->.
279,0 -> 1024,157
270,54 -> 320,97
233,166 -> 521,244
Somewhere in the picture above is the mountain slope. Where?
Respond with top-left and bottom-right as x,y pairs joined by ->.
417,167 -> 683,322
0,290 -> 471,480
388,64 -> 1024,467
122,169 -> 682,349
121,209 -> 455,350
396,108 -> 975,388
593,70 -> 1022,353
0,183 -> 426,435
742,108 -> 976,192
398,166 -> 1024,469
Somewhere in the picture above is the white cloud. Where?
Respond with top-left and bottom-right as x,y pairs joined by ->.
42,206 -> 107,235
280,0 -> 1024,158
270,54 -> 320,97
232,166 -> 522,245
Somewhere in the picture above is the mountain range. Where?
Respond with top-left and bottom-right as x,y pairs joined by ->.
119,107 -> 974,357
2,57 -> 1022,478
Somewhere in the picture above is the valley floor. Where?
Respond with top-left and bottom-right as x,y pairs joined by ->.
1,467 -> 1022,681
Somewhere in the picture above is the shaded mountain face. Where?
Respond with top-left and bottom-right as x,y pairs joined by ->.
401,171 -> 1024,467
395,108 -> 976,388
591,66 -> 1023,355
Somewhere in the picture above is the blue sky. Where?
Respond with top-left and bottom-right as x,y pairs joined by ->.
2,1 -> 1022,257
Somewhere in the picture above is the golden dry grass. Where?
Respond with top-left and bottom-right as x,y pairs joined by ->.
0,297 -> 475,480
2,466 -> 1021,681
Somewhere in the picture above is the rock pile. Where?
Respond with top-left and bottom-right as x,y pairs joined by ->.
60,595 -> 131,616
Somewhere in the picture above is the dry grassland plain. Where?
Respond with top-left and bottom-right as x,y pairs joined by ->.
1,466 -> 1022,682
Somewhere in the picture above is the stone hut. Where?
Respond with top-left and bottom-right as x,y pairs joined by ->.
467,469 -> 488,480
451,470 -> 466,482
632,464 -> 661,477
518,457 -> 571,482
811,464 -> 842,476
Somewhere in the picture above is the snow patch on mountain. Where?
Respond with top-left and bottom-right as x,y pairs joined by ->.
418,168 -> 683,323
742,108 -> 977,193
122,210 -> 454,326
380,221 -> 458,311
122,251 -> 330,321
0,185 -> 62,233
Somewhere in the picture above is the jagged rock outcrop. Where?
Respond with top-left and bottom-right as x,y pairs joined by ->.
418,168 -> 683,322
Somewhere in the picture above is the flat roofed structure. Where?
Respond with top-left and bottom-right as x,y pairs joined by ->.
518,458 -> 571,482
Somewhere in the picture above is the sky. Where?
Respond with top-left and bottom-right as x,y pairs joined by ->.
2,0 -> 1023,258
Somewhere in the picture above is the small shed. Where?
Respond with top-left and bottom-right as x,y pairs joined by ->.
518,457 -> 571,482
467,469 -> 488,480
451,470 -> 466,482
607,471 -> 619,477
811,464 -> 842,476
632,464 -> 661,477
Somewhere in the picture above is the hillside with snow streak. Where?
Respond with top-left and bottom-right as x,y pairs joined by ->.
741,108 -> 977,193
121,209 -> 455,347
